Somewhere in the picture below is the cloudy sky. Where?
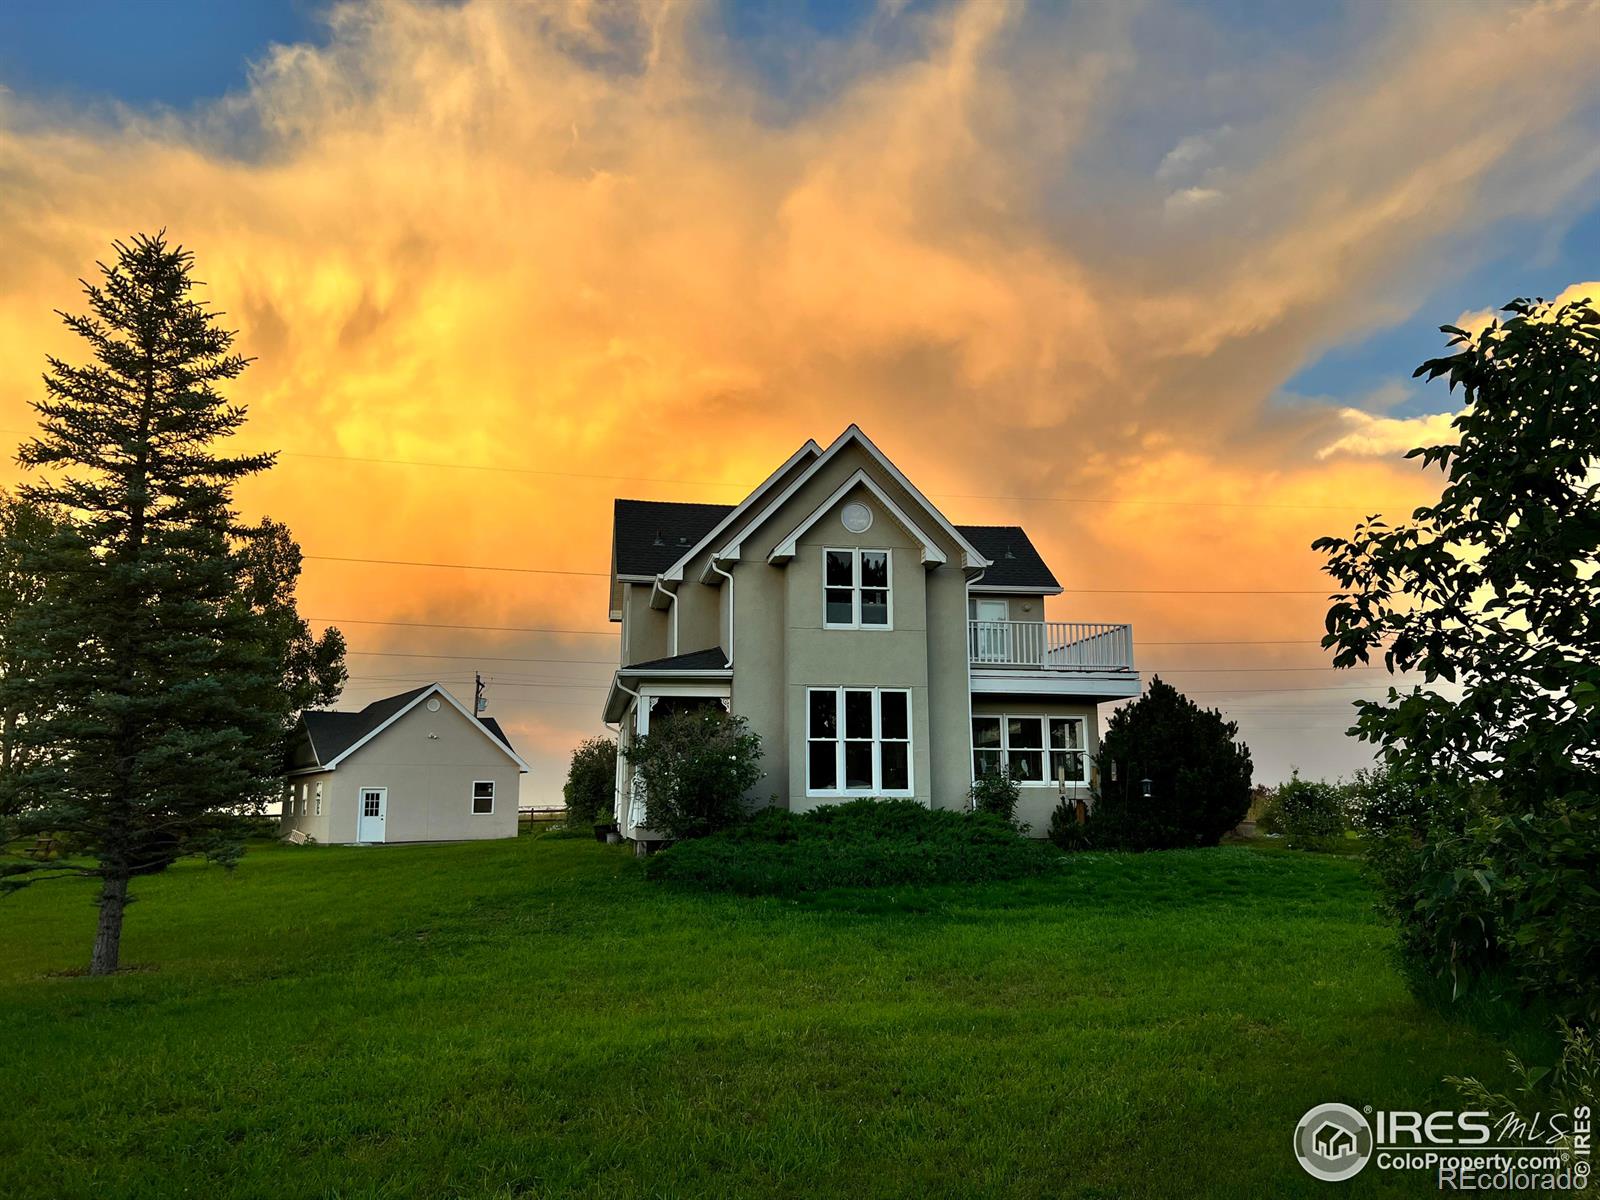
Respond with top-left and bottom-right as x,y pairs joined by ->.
3,0 -> 1598,801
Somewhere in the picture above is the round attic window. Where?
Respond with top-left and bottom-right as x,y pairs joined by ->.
427,698 -> 441,712
840,501 -> 873,533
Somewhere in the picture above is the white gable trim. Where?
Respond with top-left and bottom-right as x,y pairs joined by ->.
715,425 -> 991,571
658,439 -> 822,583
766,470 -> 948,566
322,683 -> 532,773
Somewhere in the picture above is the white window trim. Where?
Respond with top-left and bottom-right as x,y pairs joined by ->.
314,782 -> 323,817
822,547 -> 894,631
805,686 -> 913,797
471,779 -> 496,815
971,714 -> 1090,786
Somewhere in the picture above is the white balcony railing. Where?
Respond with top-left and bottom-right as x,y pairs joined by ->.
969,620 -> 1135,671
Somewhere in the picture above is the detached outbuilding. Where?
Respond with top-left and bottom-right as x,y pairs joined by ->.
281,682 -> 529,845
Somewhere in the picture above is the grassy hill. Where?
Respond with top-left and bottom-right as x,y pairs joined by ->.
0,833 -> 1535,1198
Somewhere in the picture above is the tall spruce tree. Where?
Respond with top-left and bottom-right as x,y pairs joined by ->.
0,490 -> 55,781
0,232 -> 320,974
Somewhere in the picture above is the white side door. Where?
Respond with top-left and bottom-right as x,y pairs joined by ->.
357,787 -> 387,843
975,599 -> 1010,662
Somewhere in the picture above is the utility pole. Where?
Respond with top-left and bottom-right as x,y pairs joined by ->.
474,672 -> 486,716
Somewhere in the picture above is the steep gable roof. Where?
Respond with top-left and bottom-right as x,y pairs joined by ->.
607,431 -> 1063,590
297,683 -> 530,772
959,526 -> 1061,591
613,499 -> 733,577
714,425 -> 990,573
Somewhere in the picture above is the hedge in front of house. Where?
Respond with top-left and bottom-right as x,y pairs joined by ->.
642,798 -> 1061,894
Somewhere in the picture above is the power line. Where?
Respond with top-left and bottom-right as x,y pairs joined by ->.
310,617 -> 617,637
345,649 -> 618,666
1,427 -> 1420,512
305,555 -> 609,578
306,553 -> 1332,592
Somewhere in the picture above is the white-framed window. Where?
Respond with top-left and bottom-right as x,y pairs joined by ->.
971,715 -> 1089,785
823,548 -> 892,629
471,780 -> 495,815
806,687 -> 912,796
296,782 -> 306,815
314,782 -> 323,817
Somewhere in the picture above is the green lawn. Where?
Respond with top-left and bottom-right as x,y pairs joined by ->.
0,834 -> 1538,1198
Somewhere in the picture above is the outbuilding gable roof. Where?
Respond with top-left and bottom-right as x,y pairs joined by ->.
297,683 -> 530,773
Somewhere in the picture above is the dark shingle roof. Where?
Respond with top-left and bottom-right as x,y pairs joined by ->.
956,525 -> 1060,590
300,685 -> 522,766
613,499 -> 734,577
620,647 -> 730,673
477,716 -> 515,752
612,501 -> 1060,591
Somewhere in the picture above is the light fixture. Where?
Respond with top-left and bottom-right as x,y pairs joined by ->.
1141,778 -> 1153,799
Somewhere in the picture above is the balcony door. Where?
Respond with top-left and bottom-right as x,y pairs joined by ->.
974,599 -> 1011,663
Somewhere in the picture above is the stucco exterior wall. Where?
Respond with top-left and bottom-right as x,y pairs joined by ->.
621,582 -> 670,666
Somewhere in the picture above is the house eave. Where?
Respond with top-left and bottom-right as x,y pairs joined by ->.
969,669 -> 1143,701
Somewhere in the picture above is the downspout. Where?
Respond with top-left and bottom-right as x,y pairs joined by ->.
710,559 -> 735,667
964,567 -> 984,812
652,577 -> 679,656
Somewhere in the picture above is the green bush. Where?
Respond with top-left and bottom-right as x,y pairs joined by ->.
624,708 -> 764,840
562,736 -> 617,828
1046,797 -> 1091,851
1266,772 -> 1346,850
644,798 -> 1061,895
968,771 -> 1020,822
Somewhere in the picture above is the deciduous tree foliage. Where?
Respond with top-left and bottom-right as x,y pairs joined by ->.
1089,676 -> 1253,848
625,709 -> 763,840
562,735 -> 618,827
0,233 -> 342,975
1316,296 -> 1600,1020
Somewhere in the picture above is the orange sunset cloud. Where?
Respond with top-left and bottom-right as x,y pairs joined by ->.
3,0 -> 1599,798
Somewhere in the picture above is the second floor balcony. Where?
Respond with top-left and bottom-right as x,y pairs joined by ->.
969,620 -> 1135,672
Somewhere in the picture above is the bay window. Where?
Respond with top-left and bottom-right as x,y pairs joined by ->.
823,548 -> 891,629
971,715 -> 1089,785
807,687 -> 912,795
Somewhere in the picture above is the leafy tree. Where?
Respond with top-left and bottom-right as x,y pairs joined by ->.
1089,677 -> 1253,849
235,518 -> 347,746
1262,771 -> 1345,851
624,708 -> 763,840
0,232 -> 322,975
0,491 -> 55,780
563,735 -> 618,827
1315,296 -> 1600,1020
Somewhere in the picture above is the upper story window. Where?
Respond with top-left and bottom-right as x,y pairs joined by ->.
824,548 -> 891,629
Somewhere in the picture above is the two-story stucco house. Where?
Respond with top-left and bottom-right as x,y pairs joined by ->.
602,425 -> 1139,838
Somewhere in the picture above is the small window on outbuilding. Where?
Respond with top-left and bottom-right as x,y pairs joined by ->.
471,781 -> 495,815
